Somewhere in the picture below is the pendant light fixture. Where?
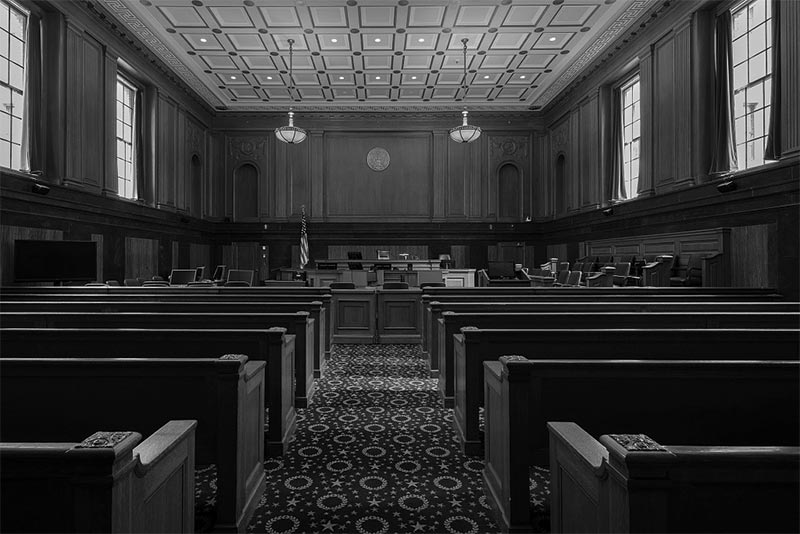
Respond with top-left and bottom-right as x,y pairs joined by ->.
449,38 -> 481,143
275,38 -> 307,144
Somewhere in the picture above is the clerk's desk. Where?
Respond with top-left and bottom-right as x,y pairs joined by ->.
303,267 -> 475,288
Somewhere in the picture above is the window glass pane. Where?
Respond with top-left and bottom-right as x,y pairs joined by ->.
632,81 -> 639,102
632,120 -> 640,139
749,50 -> 766,80
752,108 -> 764,139
0,112 -> 8,138
749,22 -> 766,54
750,139 -> 764,165
733,63 -> 747,91
631,159 -> 639,179
631,139 -> 639,159
732,8 -> 747,39
736,143 -> 746,167
623,105 -> 631,124
0,34 -> 7,59
10,139 -> 18,168
623,87 -> 631,107
0,57 -> 8,84
749,0 -> 765,27
0,139 -> 9,167
9,35 -> 21,65
117,159 -> 125,178
733,88 -> 746,117
0,5 -> 8,32
763,78 -> 771,107
746,81 -> 764,110
732,36 -> 747,66
10,113 -> 19,139
8,7 -> 23,37
10,88 -> 20,117
632,101 -> 639,121
735,116 -> 745,144
8,62 -> 21,89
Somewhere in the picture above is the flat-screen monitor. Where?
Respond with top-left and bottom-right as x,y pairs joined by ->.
170,269 -> 197,285
195,266 -> 205,281
227,269 -> 254,285
487,261 -> 515,279
212,265 -> 226,280
14,240 -> 97,283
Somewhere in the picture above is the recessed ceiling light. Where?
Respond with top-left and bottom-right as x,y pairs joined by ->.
374,37 -> 381,42
411,75 -> 417,79
375,76 -> 381,79
230,75 -> 237,80
548,37 -> 557,42
483,75 -> 490,79
339,76 -> 345,80
520,75 -> 526,79
331,38 -> 338,43
199,38 -> 207,43
418,38 -> 424,42
266,76 -> 272,80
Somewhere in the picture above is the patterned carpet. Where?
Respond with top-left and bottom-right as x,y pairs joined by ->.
197,343 -> 550,534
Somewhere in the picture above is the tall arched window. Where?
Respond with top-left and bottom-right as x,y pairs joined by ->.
497,163 -> 521,220
234,163 -> 259,220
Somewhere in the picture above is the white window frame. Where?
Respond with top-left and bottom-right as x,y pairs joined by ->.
730,0 -> 773,170
619,73 -> 641,200
115,73 -> 137,199
0,0 -> 28,171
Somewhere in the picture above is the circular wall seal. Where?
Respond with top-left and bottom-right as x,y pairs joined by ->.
366,147 -> 390,172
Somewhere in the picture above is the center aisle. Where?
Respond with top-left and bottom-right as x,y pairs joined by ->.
247,343 -> 500,534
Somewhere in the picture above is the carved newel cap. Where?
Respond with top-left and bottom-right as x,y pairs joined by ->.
75,431 -> 135,449
220,354 -> 248,361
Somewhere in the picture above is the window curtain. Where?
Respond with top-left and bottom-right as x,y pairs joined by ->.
764,0 -> 781,160
20,13 -> 42,173
133,87 -> 145,199
609,87 -> 626,200
709,10 -> 738,174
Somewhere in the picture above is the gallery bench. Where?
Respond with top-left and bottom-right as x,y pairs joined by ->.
482,358 -> 800,532
1,420 -> 197,533
548,422 -> 799,534
0,327 -> 296,458
1,354 -> 267,533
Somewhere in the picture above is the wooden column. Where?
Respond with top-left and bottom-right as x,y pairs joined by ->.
674,16 -> 694,188
102,49 -> 118,196
637,46 -> 655,197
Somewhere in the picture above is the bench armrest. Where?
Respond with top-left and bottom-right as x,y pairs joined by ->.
134,420 -> 197,474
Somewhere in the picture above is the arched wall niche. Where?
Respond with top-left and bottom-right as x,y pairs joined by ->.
234,162 -> 260,221
497,161 -> 522,221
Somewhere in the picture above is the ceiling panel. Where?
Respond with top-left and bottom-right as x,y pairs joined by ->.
98,0 -> 659,112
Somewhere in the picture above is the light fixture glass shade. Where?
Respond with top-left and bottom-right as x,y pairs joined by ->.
449,109 -> 481,143
275,110 -> 307,144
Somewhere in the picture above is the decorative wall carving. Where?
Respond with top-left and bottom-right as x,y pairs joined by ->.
490,137 -> 529,161
187,121 -> 203,155
229,137 -> 266,165
75,430 -> 134,448
366,147 -> 391,172
552,121 -> 569,152
608,433 -> 668,451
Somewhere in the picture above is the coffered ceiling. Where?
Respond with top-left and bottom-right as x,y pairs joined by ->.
98,0 -> 657,112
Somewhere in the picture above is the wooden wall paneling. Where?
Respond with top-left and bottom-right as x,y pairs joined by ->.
469,137 -> 482,219
81,33 -> 105,190
654,33 -> 677,190
546,244 -> 569,266
432,131 -> 447,221
186,117 -> 205,218
674,18 -> 694,187
569,110 -> 580,211
102,50 -> 118,196
0,226 -> 64,284
64,23 -> 83,186
291,244 -> 300,269
220,245 -> 233,270
288,137 -> 309,219
491,135 -> 530,221
124,237 -> 158,279
259,244 -> 270,282
189,243 -> 210,272
550,118 -> 569,216
175,110 -> 187,213
731,225 -> 770,288
210,133 -> 225,218
91,233 -> 103,282
171,241 -> 179,269
524,245 -> 536,269
324,133 -> 431,220
781,0 -> 800,156
638,47 -> 655,197
157,96 -> 177,209
533,132 -> 549,219
233,242 -> 260,271
233,163 -> 259,221
579,95 -> 599,209
447,140 -> 467,219
451,245 -> 468,270
229,136 -> 268,221
311,131 -> 324,220
691,8 -> 715,184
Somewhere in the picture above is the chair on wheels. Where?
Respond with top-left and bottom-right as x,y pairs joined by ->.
223,280 -> 251,287
226,269 -> 254,286
347,251 -> 363,270
142,280 -> 169,287
438,254 -> 452,270
123,278 -> 142,286
670,254 -> 703,286
420,282 -> 446,289
84,282 -> 107,286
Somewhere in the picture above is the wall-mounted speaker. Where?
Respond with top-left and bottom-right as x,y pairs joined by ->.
31,183 -> 50,195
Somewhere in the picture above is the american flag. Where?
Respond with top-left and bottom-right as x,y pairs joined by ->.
300,205 -> 309,270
